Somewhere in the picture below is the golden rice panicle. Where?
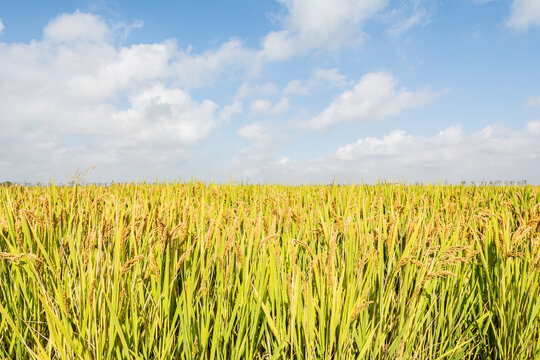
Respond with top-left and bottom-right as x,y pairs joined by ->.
0,182 -> 538,359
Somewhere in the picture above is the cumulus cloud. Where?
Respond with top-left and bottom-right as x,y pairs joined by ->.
235,156 -> 299,183
236,121 -> 540,184
507,0 -> 540,30
218,101 -> 243,122
235,82 -> 279,99
109,84 -> 219,146
235,121 -> 278,166
44,11 -> 110,42
283,79 -> 312,96
237,122 -> 272,143
250,100 -> 273,113
283,68 -> 346,96
313,68 -> 347,87
0,11 -> 247,182
526,120 -> 540,135
306,72 -> 439,131
250,97 -> 290,115
526,95 -> 540,107
312,120 -> 540,183
172,39 -> 257,88
234,119 -> 294,174
0,18 -> 4,34
261,0 -> 387,60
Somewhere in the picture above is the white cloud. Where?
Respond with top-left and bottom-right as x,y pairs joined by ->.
235,121 -> 540,184
283,79 -> 312,96
235,82 -> 279,99
44,10 -> 110,42
237,122 -> 271,143
172,38 -> 257,88
250,99 -> 272,113
261,0 -> 387,60
0,11 -> 248,181
235,155 -> 299,182
113,20 -> 144,41
526,95 -> 540,107
250,97 -> 290,115
218,101 -> 243,122
261,31 -> 298,61
526,119 -> 540,135
279,0 -> 386,40
275,157 -> 292,165
507,0 -> 540,30
0,18 -> 4,34
384,1 -> 431,36
109,84 -> 219,146
234,120 -> 293,177
306,72 -> 439,131
272,98 -> 291,114
313,68 -> 347,87
283,68 -> 346,96
236,121 -> 274,162
387,10 -> 428,36
314,120 -> 540,182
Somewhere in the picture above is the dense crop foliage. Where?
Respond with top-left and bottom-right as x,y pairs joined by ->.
1,182 -> 539,359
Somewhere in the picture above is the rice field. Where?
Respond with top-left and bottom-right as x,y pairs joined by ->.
0,182 -> 539,359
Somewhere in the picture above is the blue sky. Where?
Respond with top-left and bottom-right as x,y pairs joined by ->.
1,0 -> 539,184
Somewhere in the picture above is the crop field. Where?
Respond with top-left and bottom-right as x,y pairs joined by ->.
0,182 -> 539,359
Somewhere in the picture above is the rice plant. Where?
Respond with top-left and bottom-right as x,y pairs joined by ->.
0,182 -> 538,359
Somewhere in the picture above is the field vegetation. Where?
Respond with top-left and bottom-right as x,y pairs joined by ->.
0,182 -> 539,359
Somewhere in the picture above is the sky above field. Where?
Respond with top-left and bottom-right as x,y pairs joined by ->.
1,0 -> 540,184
